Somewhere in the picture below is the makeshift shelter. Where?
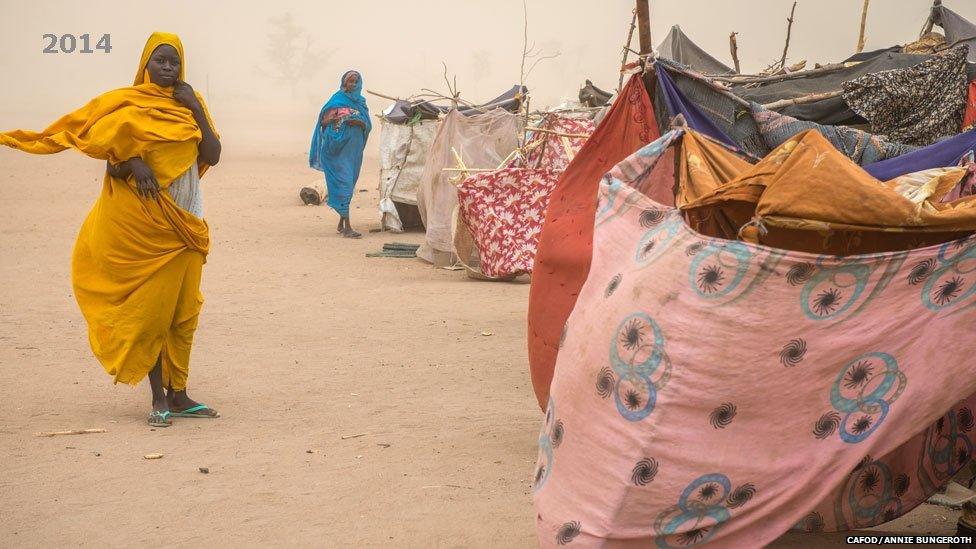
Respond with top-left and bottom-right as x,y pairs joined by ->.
656,25 -> 734,75
415,109 -> 520,264
533,127 -> 976,547
378,118 -> 438,232
455,114 -> 594,279
731,52 -> 932,126
528,74 -> 663,409
376,86 -> 525,232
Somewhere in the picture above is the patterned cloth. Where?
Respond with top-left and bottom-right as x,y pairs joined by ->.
534,129 -> 976,547
457,168 -> 559,278
843,46 -> 968,146
522,115 -> 595,173
455,115 -> 594,279
751,106 -> 916,165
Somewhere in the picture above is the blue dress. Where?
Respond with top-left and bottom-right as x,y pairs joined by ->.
309,70 -> 372,218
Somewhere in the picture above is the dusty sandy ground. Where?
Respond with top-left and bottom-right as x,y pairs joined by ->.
0,150 -> 963,547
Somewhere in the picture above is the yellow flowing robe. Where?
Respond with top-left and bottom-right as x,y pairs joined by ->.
0,32 -> 216,390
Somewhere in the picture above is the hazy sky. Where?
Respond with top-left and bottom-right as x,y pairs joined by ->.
2,0 -> 974,153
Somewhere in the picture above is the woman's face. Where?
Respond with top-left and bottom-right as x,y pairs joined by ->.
343,72 -> 359,93
147,45 -> 180,87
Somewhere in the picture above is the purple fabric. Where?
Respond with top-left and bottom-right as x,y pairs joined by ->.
864,128 -> 976,180
656,64 -> 738,149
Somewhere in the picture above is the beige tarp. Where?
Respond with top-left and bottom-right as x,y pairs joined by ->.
377,118 -> 439,232
415,109 -> 519,263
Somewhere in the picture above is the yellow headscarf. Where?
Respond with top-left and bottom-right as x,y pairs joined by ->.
0,32 -> 218,390
134,31 -> 185,86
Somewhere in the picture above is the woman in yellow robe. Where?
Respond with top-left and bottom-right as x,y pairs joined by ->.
1,32 -> 221,427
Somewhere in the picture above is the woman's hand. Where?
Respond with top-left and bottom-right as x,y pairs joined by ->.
346,118 -> 365,128
173,81 -> 202,112
127,157 -> 161,199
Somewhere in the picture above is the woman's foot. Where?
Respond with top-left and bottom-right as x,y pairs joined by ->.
167,390 -> 220,417
336,219 -> 344,233
148,407 -> 172,427
341,227 -> 362,239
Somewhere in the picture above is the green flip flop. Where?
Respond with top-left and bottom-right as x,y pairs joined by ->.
170,404 -> 220,418
148,410 -> 172,427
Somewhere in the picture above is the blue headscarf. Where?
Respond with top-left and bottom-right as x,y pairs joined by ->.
309,70 -> 371,216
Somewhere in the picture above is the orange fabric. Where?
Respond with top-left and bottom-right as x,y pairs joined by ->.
527,73 -> 659,410
965,80 -> 976,129
681,130 -> 976,254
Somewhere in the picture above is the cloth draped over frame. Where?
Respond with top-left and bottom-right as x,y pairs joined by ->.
655,65 -> 739,150
0,31 -> 217,390
534,128 -> 976,547
528,74 -> 663,410
750,105 -> 917,166
863,127 -> 976,181
842,46 -> 969,146
678,129 -> 976,256
309,70 -> 372,217
455,115 -> 596,279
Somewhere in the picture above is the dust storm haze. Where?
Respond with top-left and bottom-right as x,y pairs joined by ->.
2,0 -> 974,157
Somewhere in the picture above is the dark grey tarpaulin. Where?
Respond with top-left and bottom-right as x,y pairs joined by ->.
656,25 -> 734,75
844,46 -> 901,63
931,4 -> 976,80
731,52 -> 931,126
579,80 -> 613,107
382,85 -> 526,124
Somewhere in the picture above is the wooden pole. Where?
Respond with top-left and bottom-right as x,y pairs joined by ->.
920,0 -> 942,39
709,62 -> 853,84
729,32 -> 741,74
619,10 -> 638,90
856,0 -> 870,53
778,2 -> 798,70
763,90 -> 843,110
636,0 -> 652,55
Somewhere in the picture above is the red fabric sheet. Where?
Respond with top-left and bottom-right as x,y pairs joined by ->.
527,73 -> 662,410
964,80 -> 976,129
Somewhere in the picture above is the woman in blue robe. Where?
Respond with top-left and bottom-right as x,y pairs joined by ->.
309,70 -> 371,238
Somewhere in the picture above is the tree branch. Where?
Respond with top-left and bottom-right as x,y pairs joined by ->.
778,2 -> 798,70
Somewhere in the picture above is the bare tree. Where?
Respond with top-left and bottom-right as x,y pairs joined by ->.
263,13 -> 336,96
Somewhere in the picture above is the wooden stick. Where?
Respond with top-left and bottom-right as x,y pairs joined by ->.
525,127 -> 591,139
763,90 -> 843,110
35,428 -> 107,437
560,136 -> 576,163
340,433 -> 367,440
366,89 -> 399,102
729,32 -> 741,74
709,62 -> 854,84
856,0 -> 871,53
636,0 -> 652,55
778,2 -> 798,70
919,0 -> 942,39
619,10 -> 638,90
